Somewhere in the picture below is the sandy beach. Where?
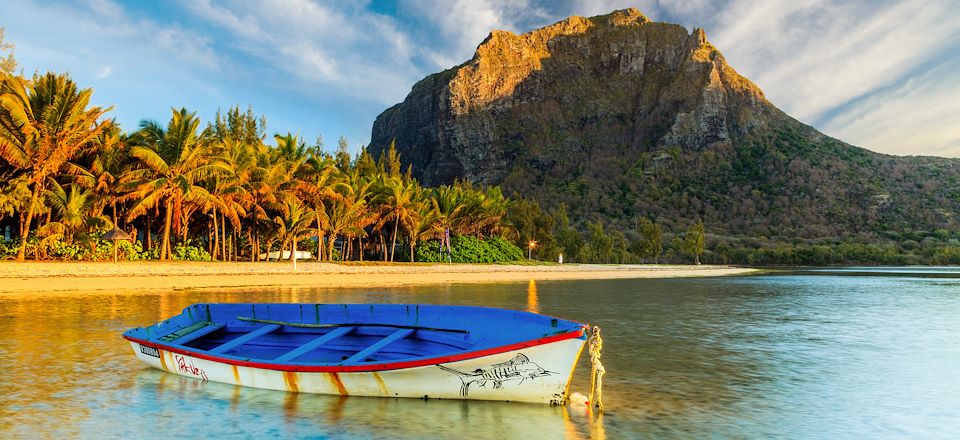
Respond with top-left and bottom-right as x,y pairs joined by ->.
0,261 -> 757,294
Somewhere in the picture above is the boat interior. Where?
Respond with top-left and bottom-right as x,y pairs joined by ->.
126,303 -> 583,366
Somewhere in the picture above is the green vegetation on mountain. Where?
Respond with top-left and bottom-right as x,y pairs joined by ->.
369,9 -> 960,264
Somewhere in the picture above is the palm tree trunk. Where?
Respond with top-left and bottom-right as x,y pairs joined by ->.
379,233 -> 387,262
248,229 -> 255,262
145,215 -> 152,252
220,212 -> 227,260
250,211 -> 257,262
161,200 -> 173,261
390,217 -> 399,262
15,186 -> 41,261
211,208 -> 219,261
318,233 -> 325,261
292,237 -> 297,271
410,239 -> 415,262
327,233 -> 337,262
359,237 -> 364,262
315,206 -> 323,261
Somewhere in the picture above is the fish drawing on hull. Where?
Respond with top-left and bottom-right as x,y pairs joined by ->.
438,353 -> 554,397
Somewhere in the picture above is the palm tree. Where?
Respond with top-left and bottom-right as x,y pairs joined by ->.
272,197 -> 316,267
124,108 -> 221,260
379,177 -> 419,262
66,125 -> 130,224
0,175 -> 30,225
37,179 -> 109,256
325,176 -> 372,261
430,184 -> 466,244
300,151 -> 344,261
407,199 -> 437,262
460,186 -> 508,238
243,146 -> 291,261
205,138 -> 248,260
0,72 -> 112,260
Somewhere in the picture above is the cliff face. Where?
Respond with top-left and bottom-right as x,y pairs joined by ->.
372,9 -> 775,184
370,9 -> 960,237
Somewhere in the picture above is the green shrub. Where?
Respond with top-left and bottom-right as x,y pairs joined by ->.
171,240 -> 212,261
416,236 -> 524,263
0,238 -> 18,259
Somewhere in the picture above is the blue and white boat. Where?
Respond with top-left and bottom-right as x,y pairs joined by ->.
123,303 -> 589,404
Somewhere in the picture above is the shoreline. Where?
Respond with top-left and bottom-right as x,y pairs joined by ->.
0,261 -> 758,294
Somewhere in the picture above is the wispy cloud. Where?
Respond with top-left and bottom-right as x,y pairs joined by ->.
825,58 -> 960,157
94,65 -> 111,79
180,0 -> 417,102
2,0 -> 957,156
710,0 -> 959,122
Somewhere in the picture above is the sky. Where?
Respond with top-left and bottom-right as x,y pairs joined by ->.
1,0 -> 958,157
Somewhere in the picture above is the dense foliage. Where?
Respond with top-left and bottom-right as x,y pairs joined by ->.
415,236 -> 524,263
0,52 -> 955,265
0,68 -> 517,263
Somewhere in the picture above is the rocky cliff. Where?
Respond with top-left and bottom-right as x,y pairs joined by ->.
370,9 -> 960,237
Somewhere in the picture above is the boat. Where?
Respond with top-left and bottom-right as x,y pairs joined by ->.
123,303 -> 590,404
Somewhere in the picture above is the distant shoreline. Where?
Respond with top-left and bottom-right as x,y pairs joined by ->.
0,261 -> 758,294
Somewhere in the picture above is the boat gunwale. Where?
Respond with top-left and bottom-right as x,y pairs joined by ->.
123,326 -> 587,373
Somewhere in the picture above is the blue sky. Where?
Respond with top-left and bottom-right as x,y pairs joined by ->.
2,0 -> 958,157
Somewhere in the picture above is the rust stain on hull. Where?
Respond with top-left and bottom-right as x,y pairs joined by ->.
326,372 -> 349,395
158,350 -> 169,371
231,365 -> 241,385
371,372 -> 389,396
283,371 -> 301,393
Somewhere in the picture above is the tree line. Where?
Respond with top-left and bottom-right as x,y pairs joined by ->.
0,72 -> 524,262
10,68 -> 945,266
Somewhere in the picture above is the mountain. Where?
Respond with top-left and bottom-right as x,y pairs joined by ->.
369,8 -> 960,238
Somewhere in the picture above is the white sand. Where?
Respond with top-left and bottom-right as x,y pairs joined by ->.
0,261 -> 757,294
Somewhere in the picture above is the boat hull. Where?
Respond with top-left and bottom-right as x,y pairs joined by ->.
129,336 -> 585,404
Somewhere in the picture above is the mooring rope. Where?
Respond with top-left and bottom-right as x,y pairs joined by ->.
587,325 -> 605,412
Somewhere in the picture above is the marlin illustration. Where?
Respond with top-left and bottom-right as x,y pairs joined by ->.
437,353 -> 554,397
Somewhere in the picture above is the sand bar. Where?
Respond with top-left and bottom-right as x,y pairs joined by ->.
0,261 -> 757,294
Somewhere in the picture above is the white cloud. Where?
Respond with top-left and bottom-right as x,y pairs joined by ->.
824,59 -> 960,157
178,0 -> 420,104
4,0 -> 957,157
94,65 -> 112,79
710,0 -> 960,123
401,0 -> 553,67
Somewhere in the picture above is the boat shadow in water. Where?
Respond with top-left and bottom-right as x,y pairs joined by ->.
132,368 -> 608,439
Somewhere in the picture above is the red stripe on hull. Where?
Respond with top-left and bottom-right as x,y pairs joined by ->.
124,326 -> 587,373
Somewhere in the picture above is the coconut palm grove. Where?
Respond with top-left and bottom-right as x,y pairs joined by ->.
0,70 -> 536,264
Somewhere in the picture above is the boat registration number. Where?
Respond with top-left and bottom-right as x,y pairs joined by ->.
140,345 -> 161,358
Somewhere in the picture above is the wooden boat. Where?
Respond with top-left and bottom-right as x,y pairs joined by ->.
123,303 -> 589,404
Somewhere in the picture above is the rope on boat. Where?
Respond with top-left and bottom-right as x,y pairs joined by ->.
587,325 -> 605,413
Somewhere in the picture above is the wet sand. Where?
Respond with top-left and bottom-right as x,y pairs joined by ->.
0,261 -> 757,294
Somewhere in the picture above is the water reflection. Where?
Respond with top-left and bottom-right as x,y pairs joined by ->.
527,279 -> 539,313
127,368 -> 576,438
2,270 -> 960,438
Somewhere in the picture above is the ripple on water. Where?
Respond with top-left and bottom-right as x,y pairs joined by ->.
1,270 -> 959,438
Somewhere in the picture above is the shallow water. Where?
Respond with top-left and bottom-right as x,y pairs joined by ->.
1,269 -> 959,438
